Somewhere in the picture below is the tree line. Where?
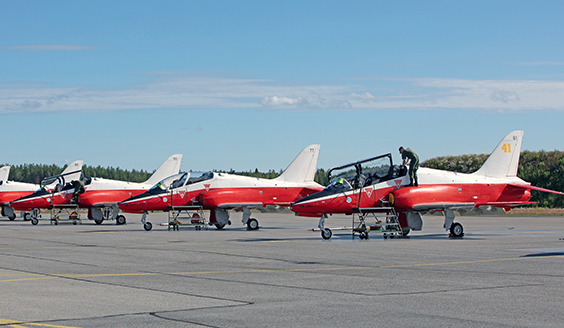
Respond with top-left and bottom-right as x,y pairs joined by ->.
3,150 -> 563,207
1,164 -> 152,184
423,150 -> 564,208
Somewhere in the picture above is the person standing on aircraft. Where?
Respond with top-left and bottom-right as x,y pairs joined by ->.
71,179 -> 85,203
399,146 -> 419,187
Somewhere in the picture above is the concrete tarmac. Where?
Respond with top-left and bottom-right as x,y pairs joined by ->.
1,211 -> 564,327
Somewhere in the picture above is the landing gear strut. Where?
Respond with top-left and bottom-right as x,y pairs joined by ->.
141,212 -> 152,231
242,207 -> 259,230
318,215 -> 332,239
444,209 -> 464,238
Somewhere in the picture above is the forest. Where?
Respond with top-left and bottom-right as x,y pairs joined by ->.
3,150 -> 563,207
422,150 -> 564,208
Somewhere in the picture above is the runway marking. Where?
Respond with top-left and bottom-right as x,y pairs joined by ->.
0,319 -> 83,328
1,254 -> 562,283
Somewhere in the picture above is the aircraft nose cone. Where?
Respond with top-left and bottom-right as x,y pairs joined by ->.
119,193 -> 167,212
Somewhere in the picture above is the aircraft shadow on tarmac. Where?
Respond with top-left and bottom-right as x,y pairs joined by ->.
521,252 -> 564,257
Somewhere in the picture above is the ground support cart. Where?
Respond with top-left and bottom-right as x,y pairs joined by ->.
50,205 -> 82,225
352,206 -> 402,239
167,205 -> 207,231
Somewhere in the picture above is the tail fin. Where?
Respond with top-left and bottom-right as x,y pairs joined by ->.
144,154 -> 183,186
473,131 -> 524,178
275,145 -> 320,182
0,166 -> 10,182
60,160 -> 84,182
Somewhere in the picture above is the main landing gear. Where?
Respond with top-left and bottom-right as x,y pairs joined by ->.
89,206 -> 126,225
242,208 -> 260,230
444,209 -> 464,238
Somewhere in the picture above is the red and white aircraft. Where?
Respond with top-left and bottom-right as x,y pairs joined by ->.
291,131 -> 564,239
4,161 -> 83,223
77,154 -> 182,225
0,166 -> 40,220
119,145 -> 324,231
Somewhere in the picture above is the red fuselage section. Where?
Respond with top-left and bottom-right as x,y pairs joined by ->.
119,172 -> 323,214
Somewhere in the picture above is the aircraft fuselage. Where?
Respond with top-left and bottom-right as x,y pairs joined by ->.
291,168 -> 532,216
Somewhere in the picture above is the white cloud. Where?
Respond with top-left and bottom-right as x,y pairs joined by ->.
490,88 -> 520,103
261,96 -> 302,106
1,73 -> 564,114
351,92 -> 379,103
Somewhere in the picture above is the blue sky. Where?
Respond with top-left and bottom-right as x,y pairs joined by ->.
1,1 -> 563,173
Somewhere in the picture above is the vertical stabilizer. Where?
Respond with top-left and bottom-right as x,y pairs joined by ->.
275,145 -> 320,183
60,160 -> 84,182
0,166 -> 10,182
144,154 -> 183,186
474,131 -> 523,178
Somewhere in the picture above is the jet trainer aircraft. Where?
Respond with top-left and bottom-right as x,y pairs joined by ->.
77,154 -> 182,224
9,160 -> 84,224
291,131 -> 564,239
0,166 -> 40,220
119,145 -> 324,231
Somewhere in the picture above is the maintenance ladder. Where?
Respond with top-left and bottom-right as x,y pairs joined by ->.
50,204 -> 82,225
167,205 -> 207,231
352,205 -> 402,239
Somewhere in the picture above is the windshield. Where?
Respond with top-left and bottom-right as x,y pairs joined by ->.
326,153 -> 395,189
151,173 -> 189,192
326,178 -> 352,192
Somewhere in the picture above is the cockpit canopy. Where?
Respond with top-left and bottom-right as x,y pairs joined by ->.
149,171 -> 214,192
321,153 -> 407,193
326,178 -> 353,192
151,173 -> 189,192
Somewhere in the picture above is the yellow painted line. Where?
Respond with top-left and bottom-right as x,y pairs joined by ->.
1,255 -> 562,284
0,277 -> 58,283
0,319 -> 83,328
0,318 -> 27,328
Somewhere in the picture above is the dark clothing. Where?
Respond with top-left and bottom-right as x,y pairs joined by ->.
71,180 -> 85,197
402,148 -> 419,186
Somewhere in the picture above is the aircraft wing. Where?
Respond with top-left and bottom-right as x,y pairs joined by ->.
89,202 -> 119,208
217,202 -> 294,209
413,201 -> 537,212
412,203 -> 475,211
217,203 -> 264,209
508,184 -> 564,196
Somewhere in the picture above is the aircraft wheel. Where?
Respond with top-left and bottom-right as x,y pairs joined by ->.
116,215 -> 126,225
94,219 -> 103,225
321,228 -> 332,240
73,221 -> 77,225
402,227 -> 411,236
215,224 -> 225,230
24,213 -> 31,221
8,214 -> 16,221
247,218 -> 259,230
143,222 -> 153,231
450,222 -> 464,237
31,218 -> 39,225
